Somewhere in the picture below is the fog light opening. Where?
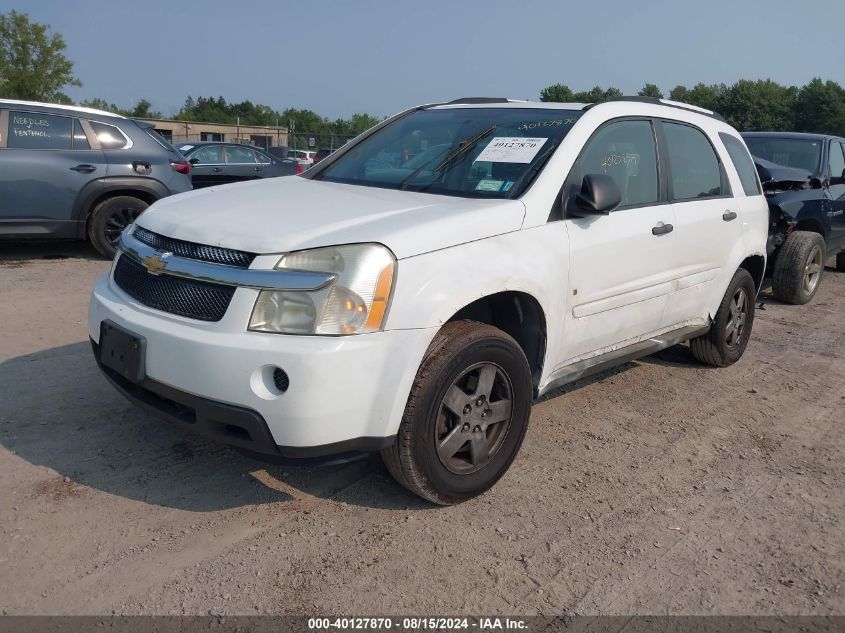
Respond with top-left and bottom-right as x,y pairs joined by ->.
272,367 -> 289,393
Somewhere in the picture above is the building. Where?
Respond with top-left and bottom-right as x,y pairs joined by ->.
139,118 -> 289,150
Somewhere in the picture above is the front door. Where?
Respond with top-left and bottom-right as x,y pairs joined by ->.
188,144 -> 226,189
826,140 -> 845,252
559,118 -> 675,363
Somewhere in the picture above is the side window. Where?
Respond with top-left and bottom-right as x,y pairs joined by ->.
828,141 -> 845,182
255,151 -> 271,164
7,111 -> 72,149
719,133 -> 761,196
191,145 -> 223,164
663,122 -> 726,200
567,120 -> 659,208
72,119 -> 91,150
90,121 -> 131,149
224,146 -> 257,164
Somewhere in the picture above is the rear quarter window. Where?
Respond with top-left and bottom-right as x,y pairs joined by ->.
719,133 -> 762,196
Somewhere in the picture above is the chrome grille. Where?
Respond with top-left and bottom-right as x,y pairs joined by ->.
113,255 -> 235,322
133,226 -> 256,269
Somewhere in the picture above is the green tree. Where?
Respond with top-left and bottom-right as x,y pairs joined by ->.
539,83 -> 574,102
638,83 -> 663,99
669,83 -> 724,111
715,79 -> 796,131
129,98 -> 161,119
79,98 -> 128,116
0,10 -> 80,102
793,78 -> 845,133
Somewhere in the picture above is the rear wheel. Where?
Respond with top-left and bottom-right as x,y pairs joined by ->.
88,195 -> 149,258
772,231 -> 825,304
690,268 -> 756,367
381,321 -> 532,505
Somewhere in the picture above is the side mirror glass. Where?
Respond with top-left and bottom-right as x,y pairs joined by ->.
574,174 -> 622,215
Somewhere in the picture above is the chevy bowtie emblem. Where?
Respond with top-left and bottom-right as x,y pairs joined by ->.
142,252 -> 172,275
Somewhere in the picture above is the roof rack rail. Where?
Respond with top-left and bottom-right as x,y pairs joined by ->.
582,96 -> 725,122
445,97 -> 510,105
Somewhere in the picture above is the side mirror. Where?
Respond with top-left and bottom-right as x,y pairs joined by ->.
832,168 -> 845,186
189,157 -> 200,165
575,174 -> 622,215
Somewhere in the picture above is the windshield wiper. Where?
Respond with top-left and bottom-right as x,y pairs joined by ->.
398,124 -> 496,192
434,124 -> 496,172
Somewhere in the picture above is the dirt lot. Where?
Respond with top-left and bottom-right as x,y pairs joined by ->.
0,241 -> 843,616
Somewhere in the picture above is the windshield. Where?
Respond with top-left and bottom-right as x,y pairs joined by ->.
744,137 -> 822,173
314,107 -> 582,198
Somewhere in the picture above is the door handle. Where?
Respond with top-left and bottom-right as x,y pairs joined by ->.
212,167 -> 223,172
652,223 -> 674,236
253,167 -> 262,172
722,211 -> 738,222
70,164 -> 96,173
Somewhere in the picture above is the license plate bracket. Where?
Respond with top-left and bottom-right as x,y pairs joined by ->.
99,320 -> 146,384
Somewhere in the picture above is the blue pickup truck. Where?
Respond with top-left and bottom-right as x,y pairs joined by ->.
743,132 -> 845,304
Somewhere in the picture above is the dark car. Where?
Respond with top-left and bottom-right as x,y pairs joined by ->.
0,99 -> 192,258
313,147 -> 335,164
742,132 -> 845,304
175,141 -> 298,188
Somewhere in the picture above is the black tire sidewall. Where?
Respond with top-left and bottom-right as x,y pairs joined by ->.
409,334 -> 532,502
88,196 -> 148,258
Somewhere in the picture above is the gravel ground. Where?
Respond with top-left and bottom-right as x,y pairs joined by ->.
0,241 -> 843,616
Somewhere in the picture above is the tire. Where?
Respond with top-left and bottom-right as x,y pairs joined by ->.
87,196 -> 149,258
771,231 -> 826,304
836,251 -> 845,273
381,321 -> 533,505
690,268 -> 756,368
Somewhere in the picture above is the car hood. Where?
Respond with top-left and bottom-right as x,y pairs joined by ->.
752,156 -> 815,193
135,176 -> 525,259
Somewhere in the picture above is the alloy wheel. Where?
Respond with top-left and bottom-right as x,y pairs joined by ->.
435,362 -> 513,475
725,286 -> 749,348
104,207 -> 141,245
803,245 -> 823,295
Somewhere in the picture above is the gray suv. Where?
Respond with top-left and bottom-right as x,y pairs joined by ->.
0,99 -> 192,257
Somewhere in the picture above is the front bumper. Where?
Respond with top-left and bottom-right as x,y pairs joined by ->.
89,271 -> 435,458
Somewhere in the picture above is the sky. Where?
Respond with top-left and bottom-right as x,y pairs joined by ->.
4,0 -> 845,120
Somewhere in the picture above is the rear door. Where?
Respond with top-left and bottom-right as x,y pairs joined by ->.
223,145 -> 263,182
658,119 -> 741,328
0,109 -> 106,236
826,140 -> 845,251
187,144 -> 226,188
560,118 -> 676,361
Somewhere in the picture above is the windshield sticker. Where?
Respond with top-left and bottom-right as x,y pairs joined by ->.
179,145 -> 194,152
475,137 -> 547,164
501,181 -> 514,192
476,179 -> 505,192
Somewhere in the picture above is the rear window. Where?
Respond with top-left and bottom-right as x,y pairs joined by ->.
720,133 -> 761,196
7,111 -> 72,149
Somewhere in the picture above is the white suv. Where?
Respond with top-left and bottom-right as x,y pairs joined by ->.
89,97 -> 768,504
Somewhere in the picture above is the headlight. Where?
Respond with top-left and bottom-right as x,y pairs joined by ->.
248,243 -> 396,335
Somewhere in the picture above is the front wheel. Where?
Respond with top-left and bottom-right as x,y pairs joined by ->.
772,231 -> 825,304
88,196 -> 149,258
690,268 -> 756,367
381,321 -> 533,505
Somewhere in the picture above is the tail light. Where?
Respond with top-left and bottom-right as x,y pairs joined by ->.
171,160 -> 191,175
296,163 -> 304,175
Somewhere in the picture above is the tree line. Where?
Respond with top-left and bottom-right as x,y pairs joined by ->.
540,80 -> 845,134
